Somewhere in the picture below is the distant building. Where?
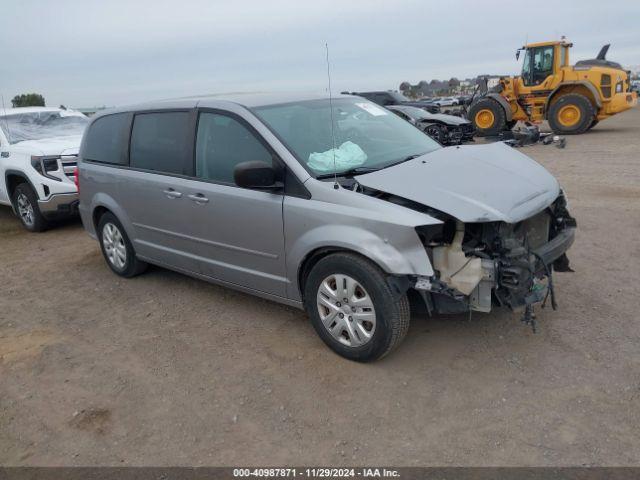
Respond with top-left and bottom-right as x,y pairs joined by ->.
400,76 -> 501,98
477,75 -> 507,89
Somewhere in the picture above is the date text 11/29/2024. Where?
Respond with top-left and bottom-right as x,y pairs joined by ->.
233,468 -> 400,478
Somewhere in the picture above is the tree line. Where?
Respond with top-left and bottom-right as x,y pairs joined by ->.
10,93 -> 46,108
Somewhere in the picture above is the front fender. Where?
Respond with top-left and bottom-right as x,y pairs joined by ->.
486,93 -> 513,121
545,81 -> 602,113
286,224 -> 433,302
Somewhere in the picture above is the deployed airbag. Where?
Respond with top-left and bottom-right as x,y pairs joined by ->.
308,141 -> 367,172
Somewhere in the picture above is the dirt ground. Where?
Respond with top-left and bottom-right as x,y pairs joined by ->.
1,107 -> 639,467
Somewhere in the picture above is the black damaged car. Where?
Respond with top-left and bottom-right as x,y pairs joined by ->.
387,104 -> 476,145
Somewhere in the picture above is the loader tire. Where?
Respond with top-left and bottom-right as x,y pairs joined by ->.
548,93 -> 595,135
468,98 -> 507,136
587,119 -> 599,131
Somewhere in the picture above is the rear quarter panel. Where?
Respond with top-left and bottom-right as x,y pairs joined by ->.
78,161 -> 132,240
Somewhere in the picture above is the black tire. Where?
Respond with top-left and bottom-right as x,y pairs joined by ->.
12,183 -> 49,232
97,212 -> 148,278
424,124 -> 446,144
587,119 -> 599,130
468,97 -> 507,136
303,253 -> 410,362
547,93 -> 594,135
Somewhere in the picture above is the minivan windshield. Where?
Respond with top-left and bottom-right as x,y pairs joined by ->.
0,110 -> 88,144
253,98 -> 440,177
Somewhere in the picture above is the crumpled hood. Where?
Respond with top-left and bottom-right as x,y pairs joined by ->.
356,142 -> 560,223
419,113 -> 469,126
11,135 -> 82,156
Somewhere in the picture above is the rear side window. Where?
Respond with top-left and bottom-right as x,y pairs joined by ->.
195,112 -> 272,184
83,113 -> 129,164
130,112 -> 191,175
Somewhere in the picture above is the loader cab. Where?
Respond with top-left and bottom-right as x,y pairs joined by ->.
521,45 -> 554,86
518,41 -> 571,87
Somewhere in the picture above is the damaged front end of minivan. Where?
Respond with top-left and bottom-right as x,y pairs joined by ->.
351,141 -> 577,330
409,192 -> 576,330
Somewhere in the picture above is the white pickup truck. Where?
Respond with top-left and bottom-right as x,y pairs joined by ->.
0,107 -> 88,231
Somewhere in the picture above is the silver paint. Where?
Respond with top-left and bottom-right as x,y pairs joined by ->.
78,94 -> 564,311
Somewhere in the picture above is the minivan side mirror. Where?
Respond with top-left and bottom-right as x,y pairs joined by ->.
234,161 -> 280,189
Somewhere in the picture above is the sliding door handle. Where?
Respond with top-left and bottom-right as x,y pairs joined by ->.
188,193 -> 209,204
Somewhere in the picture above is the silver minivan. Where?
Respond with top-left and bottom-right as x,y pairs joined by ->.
78,94 -> 575,361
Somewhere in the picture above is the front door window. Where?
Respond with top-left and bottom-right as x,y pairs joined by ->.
195,112 -> 273,185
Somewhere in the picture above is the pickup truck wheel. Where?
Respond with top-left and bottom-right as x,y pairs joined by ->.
98,212 -> 148,278
12,183 -> 48,232
303,253 -> 410,362
548,93 -> 594,135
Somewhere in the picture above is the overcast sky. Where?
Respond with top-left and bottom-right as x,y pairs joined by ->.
2,0 -> 639,108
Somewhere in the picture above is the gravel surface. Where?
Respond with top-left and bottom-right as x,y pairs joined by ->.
1,107 -> 639,466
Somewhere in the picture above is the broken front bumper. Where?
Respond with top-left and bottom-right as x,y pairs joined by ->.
415,226 -> 576,315
443,125 -> 475,145
534,226 -> 576,266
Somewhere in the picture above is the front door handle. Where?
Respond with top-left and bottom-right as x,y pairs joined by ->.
188,193 -> 209,204
163,189 -> 182,199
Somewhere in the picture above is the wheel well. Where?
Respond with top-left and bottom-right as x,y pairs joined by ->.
92,206 -> 110,231
297,247 -> 387,301
483,94 -> 512,121
471,97 -> 507,117
5,173 -> 28,199
548,85 -> 598,111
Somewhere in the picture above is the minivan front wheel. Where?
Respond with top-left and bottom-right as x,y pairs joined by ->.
98,212 -> 147,277
304,253 -> 410,362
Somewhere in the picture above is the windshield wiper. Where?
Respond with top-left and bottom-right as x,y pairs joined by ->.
316,166 -> 379,179
315,153 -> 427,180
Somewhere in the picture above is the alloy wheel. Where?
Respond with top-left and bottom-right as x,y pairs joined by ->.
16,193 -> 34,227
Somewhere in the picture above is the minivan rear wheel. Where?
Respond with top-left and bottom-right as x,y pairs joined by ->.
303,253 -> 410,362
98,212 -> 148,277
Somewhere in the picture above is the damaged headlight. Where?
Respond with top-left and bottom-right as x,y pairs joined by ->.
559,189 -> 570,210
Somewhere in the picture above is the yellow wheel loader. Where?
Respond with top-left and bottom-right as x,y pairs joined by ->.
468,40 -> 637,135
